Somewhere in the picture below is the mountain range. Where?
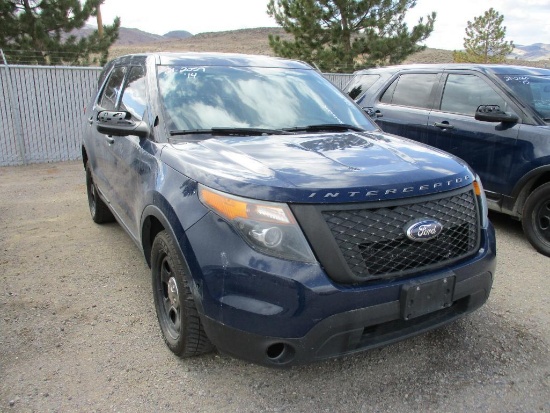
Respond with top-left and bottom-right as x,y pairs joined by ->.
510,43 -> 550,61
84,25 -> 550,65
75,24 -> 192,45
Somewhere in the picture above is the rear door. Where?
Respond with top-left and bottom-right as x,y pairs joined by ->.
368,72 -> 440,144
427,71 -> 521,196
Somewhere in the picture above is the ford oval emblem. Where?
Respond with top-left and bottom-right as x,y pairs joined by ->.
405,219 -> 443,242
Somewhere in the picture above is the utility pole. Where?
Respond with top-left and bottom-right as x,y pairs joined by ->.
97,2 -> 104,38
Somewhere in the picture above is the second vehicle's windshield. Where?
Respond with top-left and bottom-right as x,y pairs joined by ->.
157,65 -> 375,133
497,74 -> 550,121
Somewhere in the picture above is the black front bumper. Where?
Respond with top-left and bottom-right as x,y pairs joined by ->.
201,271 -> 493,368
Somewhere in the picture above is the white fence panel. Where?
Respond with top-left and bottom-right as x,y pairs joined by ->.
0,67 -> 24,166
0,65 -> 101,166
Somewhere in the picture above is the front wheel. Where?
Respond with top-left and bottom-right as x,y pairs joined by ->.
151,230 -> 214,357
85,161 -> 114,224
522,182 -> 550,257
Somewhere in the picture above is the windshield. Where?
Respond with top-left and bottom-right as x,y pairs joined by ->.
497,74 -> 550,121
157,65 -> 375,132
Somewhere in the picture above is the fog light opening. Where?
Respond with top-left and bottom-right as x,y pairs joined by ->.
266,342 -> 295,363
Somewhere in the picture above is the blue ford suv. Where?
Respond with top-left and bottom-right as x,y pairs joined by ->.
346,64 -> 550,256
82,53 -> 496,367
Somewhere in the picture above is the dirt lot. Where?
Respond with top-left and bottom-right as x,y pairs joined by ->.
0,161 -> 549,412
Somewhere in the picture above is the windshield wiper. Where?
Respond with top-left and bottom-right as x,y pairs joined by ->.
283,124 -> 366,133
168,124 -> 365,139
169,127 -> 293,136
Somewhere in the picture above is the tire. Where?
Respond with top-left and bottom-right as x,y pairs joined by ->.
522,182 -> 550,257
151,230 -> 214,357
85,161 -> 114,224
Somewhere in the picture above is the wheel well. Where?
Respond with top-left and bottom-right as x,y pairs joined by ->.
142,216 -> 165,267
82,146 -> 88,169
530,173 -> 550,193
515,172 -> 550,216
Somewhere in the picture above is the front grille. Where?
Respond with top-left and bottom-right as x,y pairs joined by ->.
321,188 -> 480,281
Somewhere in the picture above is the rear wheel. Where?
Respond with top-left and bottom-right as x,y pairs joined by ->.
151,230 -> 214,357
522,182 -> 550,257
85,161 -> 114,224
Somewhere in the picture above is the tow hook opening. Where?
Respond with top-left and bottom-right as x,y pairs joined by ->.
266,342 -> 295,364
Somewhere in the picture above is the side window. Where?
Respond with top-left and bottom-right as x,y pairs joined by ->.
97,60 -> 114,90
379,73 -> 438,109
99,66 -> 126,110
346,74 -> 380,100
440,74 -> 508,116
119,66 -> 147,121
380,78 -> 398,104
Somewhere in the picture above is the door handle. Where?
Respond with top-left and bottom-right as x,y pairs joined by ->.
433,122 -> 454,130
105,136 -> 115,144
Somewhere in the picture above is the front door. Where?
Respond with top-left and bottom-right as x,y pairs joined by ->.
100,65 -> 156,239
427,72 -> 520,196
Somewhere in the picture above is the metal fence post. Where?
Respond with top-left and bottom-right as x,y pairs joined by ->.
1,49 -> 27,164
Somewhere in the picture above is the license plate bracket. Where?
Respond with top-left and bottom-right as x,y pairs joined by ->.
400,275 -> 455,321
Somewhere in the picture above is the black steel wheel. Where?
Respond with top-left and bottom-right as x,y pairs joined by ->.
85,161 -> 114,224
522,182 -> 550,257
151,230 -> 214,357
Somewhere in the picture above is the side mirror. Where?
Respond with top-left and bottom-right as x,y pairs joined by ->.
475,105 -> 519,124
362,107 -> 376,118
96,110 -> 149,138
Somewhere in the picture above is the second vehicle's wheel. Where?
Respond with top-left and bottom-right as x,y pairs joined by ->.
522,182 -> 550,257
151,230 -> 214,357
85,161 -> 114,224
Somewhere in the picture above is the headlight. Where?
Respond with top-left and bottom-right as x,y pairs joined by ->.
198,185 -> 316,263
473,175 -> 489,228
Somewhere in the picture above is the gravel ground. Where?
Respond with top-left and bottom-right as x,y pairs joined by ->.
0,161 -> 549,413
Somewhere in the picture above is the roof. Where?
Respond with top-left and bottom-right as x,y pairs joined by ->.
110,52 -> 312,70
354,63 -> 550,76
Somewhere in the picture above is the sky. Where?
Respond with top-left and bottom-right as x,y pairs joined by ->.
93,0 -> 550,50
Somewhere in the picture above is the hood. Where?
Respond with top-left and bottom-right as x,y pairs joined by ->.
160,131 -> 474,203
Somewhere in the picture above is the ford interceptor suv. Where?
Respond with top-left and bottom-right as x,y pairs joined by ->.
82,53 -> 496,367
346,64 -> 550,257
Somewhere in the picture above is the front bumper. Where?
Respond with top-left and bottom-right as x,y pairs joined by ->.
186,212 -> 496,367
203,271 -> 491,367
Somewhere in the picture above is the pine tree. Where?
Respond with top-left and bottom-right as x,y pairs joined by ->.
453,8 -> 513,63
0,0 -> 120,66
267,0 -> 436,73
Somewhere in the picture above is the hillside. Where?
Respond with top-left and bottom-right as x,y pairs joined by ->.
107,27 -> 550,70
71,24 -> 192,46
109,27 -> 290,58
510,43 -> 550,61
